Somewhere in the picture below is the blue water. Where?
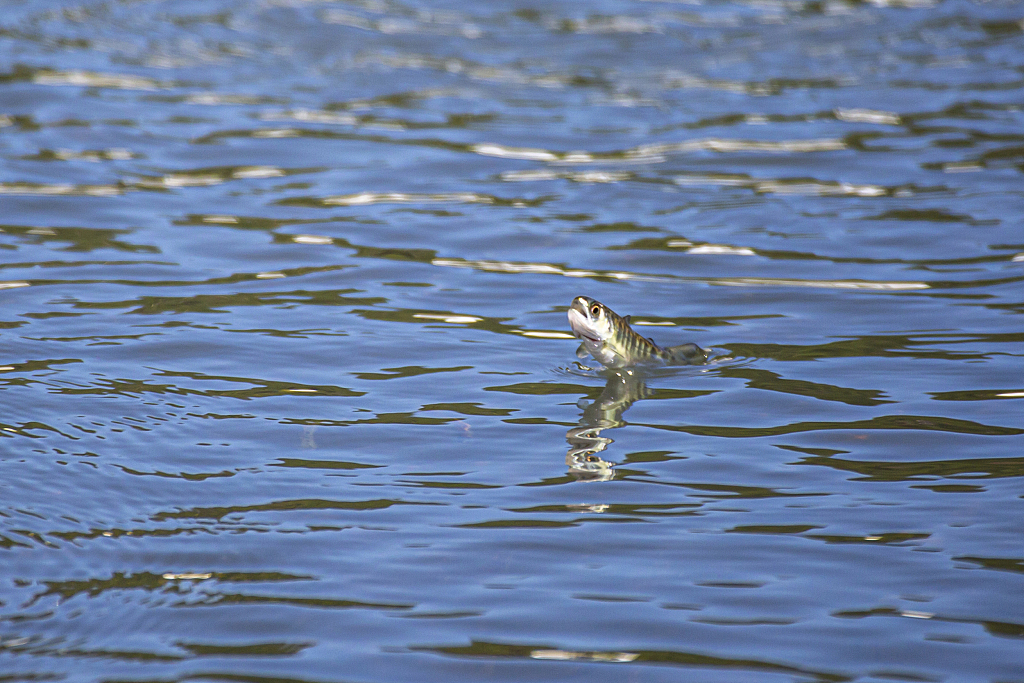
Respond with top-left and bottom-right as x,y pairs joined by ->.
1,1 -> 1023,681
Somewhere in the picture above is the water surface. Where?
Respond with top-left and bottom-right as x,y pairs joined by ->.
1,1 -> 1023,681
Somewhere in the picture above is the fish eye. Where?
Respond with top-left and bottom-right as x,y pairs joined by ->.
590,304 -> 601,317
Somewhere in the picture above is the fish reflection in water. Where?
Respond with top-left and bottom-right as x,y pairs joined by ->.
566,368 -> 650,481
565,295 -> 706,481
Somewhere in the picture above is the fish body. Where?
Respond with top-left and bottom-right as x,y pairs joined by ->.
567,296 -> 706,368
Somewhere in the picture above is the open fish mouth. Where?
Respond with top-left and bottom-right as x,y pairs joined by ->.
567,308 -> 602,344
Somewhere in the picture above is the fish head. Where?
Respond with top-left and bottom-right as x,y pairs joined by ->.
568,296 -> 617,360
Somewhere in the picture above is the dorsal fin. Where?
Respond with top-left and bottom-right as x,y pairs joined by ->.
622,315 -> 631,325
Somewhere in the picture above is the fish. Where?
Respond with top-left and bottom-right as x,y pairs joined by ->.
567,296 -> 707,368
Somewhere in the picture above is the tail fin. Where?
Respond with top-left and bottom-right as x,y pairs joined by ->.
667,343 -> 707,365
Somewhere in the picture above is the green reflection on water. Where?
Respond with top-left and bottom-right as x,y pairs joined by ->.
0,224 -> 159,253
113,465 -> 237,481
805,532 -> 930,545
715,367 -> 892,406
420,402 -> 516,417
271,458 -> 382,471
724,336 -> 994,362
152,498 -> 442,522
181,594 -> 413,611
642,415 -> 1023,439
485,382 -> 591,396
954,556 -> 1024,574
727,524 -> 822,535
70,289 -> 383,315
47,371 -> 366,400
27,571 -> 313,604
455,519 -> 585,529
411,639 -> 848,682
175,641 -> 312,657
352,365 -> 471,381
834,607 -> 1024,641
797,455 -> 1024,481
508,502 -> 701,517
930,388 -> 1024,401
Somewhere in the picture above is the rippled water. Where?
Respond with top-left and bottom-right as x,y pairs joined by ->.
2,1 -> 1023,681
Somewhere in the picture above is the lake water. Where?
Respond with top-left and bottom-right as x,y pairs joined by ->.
1,1 -> 1023,681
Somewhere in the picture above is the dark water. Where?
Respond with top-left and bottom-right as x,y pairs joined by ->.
2,0 -> 1024,681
